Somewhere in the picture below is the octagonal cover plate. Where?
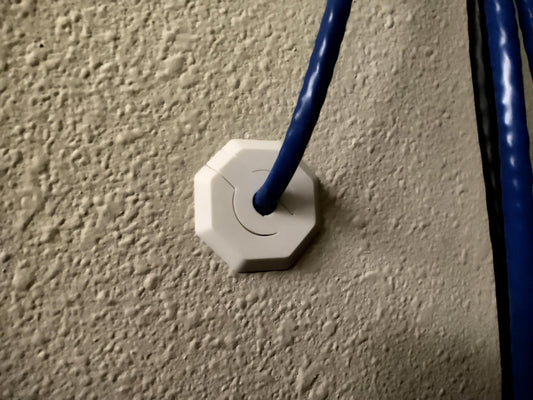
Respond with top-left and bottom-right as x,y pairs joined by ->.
194,139 -> 319,272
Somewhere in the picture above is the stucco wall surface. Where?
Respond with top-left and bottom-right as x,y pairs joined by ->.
0,0 -> 500,399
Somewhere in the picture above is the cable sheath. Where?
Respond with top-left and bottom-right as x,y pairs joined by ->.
253,0 -> 351,215
466,0 -> 512,397
484,0 -> 533,397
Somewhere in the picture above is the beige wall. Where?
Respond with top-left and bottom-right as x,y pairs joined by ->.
0,0 -> 501,399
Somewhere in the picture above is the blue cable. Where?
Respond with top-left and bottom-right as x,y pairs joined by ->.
516,0 -> 533,77
253,0 -> 351,215
466,0 -> 512,396
484,0 -> 533,398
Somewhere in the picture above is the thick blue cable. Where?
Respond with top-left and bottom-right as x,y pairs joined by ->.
484,0 -> 533,398
516,0 -> 533,77
253,0 -> 351,215
466,0 -> 512,396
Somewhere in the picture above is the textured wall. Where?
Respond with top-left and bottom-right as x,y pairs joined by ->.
0,0 -> 500,399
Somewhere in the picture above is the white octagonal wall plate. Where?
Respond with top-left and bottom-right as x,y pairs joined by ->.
194,139 -> 319,273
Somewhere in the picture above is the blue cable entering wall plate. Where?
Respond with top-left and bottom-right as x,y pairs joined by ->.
193,0 -> 350,272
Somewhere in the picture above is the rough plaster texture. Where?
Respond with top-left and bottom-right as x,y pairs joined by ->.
0,0 -> 502,399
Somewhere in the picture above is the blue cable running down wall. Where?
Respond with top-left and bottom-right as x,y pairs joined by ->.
484,0 -> 533,398
466,0 -> 512,396
253,0 -> 351,215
